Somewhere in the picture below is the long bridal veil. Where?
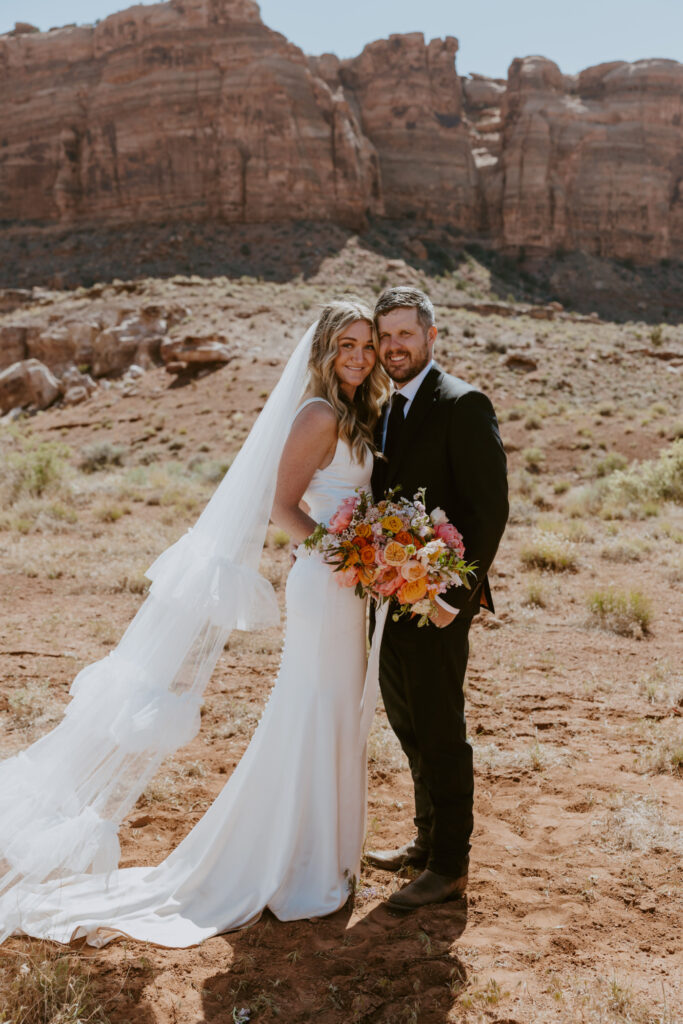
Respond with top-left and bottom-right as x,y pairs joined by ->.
0,322 -> 319,942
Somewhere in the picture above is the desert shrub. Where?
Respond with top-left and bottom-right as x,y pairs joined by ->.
505,406 -> 524,422
523,447 -> 545,473
79,441 -> 126,473
522,578 -> 547,608
1,432 -> 70,507
567,440 -> 683,518
586,588 -> 652,637
520,532 -> 578,572
0,943 -> 110,1024
600,541 -> 646,563
524,414 -> 541,430
186,457 -> 230,483
271,528 -> 290,549
594,452 -> 628,478
95,502 -> 129,523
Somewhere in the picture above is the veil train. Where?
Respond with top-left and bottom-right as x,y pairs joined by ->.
0,323 -> 319,941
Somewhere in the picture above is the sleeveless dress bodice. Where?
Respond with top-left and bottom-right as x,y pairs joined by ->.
303,439 -> 373,525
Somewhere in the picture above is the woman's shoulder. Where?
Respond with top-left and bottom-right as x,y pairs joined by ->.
292,397 -> 338,435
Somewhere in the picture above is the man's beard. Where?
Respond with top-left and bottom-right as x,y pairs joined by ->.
383,342 -> 430,383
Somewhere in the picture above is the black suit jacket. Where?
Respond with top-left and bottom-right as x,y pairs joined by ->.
371,364 -> 508,617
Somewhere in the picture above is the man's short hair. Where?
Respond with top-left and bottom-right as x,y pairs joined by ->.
374,287 -> 435,336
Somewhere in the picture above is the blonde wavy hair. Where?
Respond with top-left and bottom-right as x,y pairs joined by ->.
308,299 -> 390,462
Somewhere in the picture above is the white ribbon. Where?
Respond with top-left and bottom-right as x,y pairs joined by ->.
359,601 -> 389,743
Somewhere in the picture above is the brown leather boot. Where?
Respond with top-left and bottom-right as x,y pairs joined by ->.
364,839 -> 429,872
387,866 -> 468,910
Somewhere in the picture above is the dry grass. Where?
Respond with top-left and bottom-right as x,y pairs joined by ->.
472,737 -> 571,775
520,532 -> 579,572
0,942 -> 111,1024
78,441 -> 126,474
543,969 -> 677,1024
592,792 -> 683,856
521,577 -> 547,608
586,589 -> 653,637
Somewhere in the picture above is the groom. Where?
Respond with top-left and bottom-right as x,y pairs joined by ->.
367,287 -> 508,909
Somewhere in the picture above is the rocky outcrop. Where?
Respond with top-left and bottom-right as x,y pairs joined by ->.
495,57 -> 683,262
312,34 -> 478,231
0,0 -> 381,230
1,3 -> 681,263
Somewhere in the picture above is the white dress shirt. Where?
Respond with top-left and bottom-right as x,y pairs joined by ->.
382,360 -> 458,618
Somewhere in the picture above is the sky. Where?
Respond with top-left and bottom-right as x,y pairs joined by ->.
1,0 -> 681,79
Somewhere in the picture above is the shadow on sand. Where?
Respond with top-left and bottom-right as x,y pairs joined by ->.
200,890 -> 469,1022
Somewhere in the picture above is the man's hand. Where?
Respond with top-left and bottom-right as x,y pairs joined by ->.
429,602 -> 457,629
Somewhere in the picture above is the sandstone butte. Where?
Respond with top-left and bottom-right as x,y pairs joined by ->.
1,0 -> 681,264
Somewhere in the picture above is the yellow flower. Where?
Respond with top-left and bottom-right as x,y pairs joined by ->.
381,515 -> 404,534
355,523 -> 372,538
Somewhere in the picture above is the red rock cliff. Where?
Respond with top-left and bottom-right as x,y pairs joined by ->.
0,0 -> 381,228
1,2 -> 681,263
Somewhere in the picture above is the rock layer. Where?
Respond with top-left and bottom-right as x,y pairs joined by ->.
1,3 -> 681,262
496,57 -> 683,262
0,0 -> 381,229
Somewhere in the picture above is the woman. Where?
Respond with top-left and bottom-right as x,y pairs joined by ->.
0,299 -> 389,947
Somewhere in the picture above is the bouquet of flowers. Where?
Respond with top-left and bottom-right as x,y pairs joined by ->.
303,489 -> 477,626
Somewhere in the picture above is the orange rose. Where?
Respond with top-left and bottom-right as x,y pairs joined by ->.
394,530 -> 413,546
381,515 -> 404,534
383,541 -> 408,566
345,548 -> 360,566
355,523 -> 372,538
358,565 -> 378,586
354,536 -> 368,548
397,576 -> 428,604
360,545 -> 377,565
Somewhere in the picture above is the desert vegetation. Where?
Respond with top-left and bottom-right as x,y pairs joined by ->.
0,264 -> 681,1023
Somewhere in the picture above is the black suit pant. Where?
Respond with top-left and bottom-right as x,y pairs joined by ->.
379,613 -> 473,875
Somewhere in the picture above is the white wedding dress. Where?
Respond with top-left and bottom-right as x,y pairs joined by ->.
7,414 -> 375,948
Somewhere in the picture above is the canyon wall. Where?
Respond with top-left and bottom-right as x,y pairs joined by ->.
1,0 -> 681,262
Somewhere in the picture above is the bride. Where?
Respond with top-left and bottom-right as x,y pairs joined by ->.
0,299 -> 390,947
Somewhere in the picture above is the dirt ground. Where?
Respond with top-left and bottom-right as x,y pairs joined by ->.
0,265 -> 681,1023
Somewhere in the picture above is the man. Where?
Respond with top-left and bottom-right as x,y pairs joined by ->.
367,286 -> 508,909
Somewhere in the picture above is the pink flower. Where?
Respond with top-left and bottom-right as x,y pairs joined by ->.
374,567 -> 403,596
435,522 -> 465,554
328,496 -> 358,534
336,567 -> 360,587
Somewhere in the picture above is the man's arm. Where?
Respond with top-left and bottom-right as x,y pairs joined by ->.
440,391 -> 509,615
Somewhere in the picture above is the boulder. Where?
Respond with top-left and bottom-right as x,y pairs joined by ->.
0,359 -> 60,413
502,351 -> 539,372
160,335 -> 234,373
